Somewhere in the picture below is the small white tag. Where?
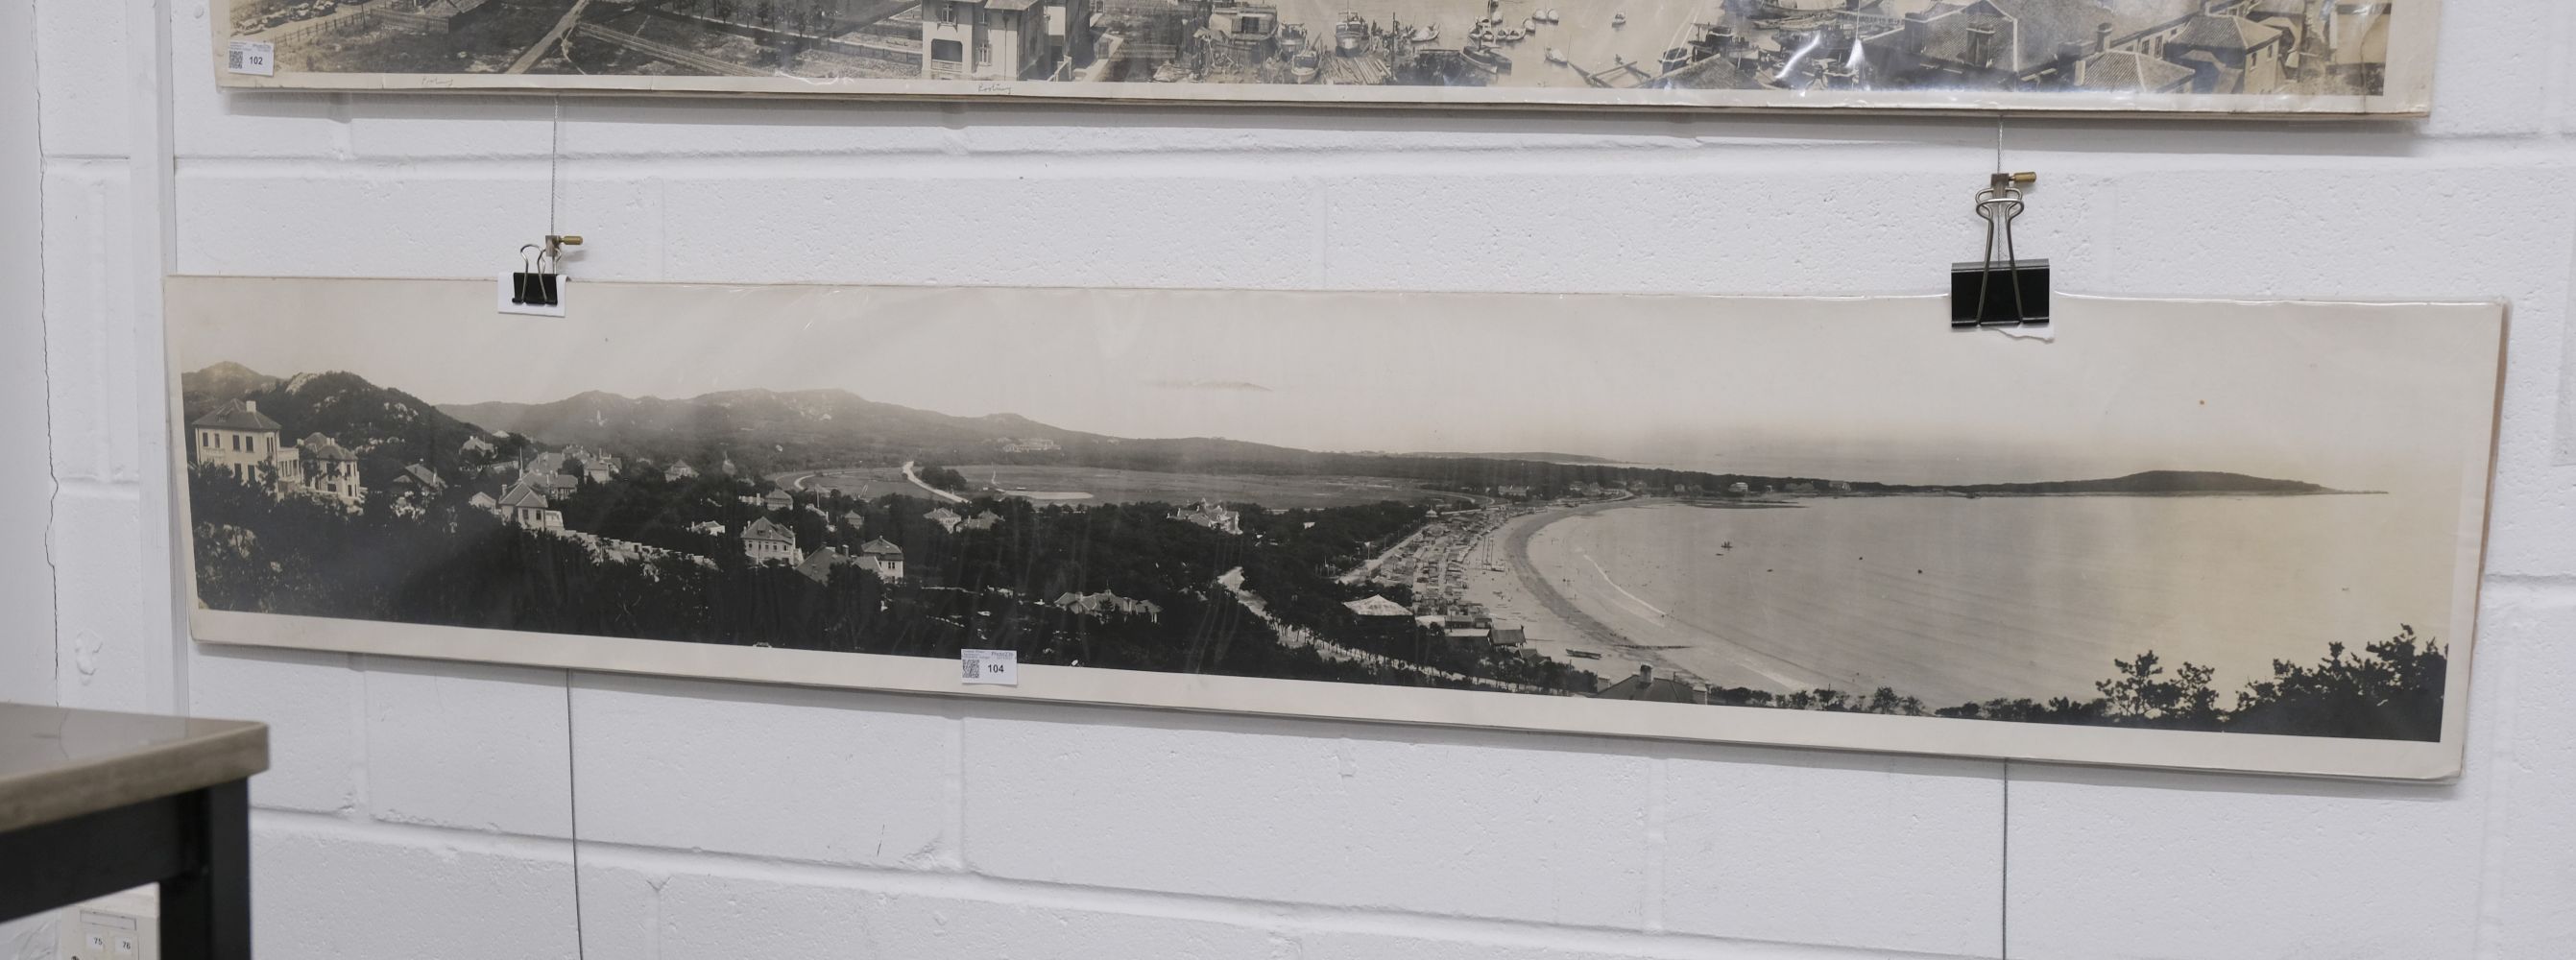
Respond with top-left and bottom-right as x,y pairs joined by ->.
960,649 -> 1018,685
227,40 -> 276,76
496,271 -> 568,317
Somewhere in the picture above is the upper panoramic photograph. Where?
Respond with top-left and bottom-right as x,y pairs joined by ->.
211,0 -> 2431,113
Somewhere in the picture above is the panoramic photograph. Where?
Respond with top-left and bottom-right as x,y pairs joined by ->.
168,278 -> 2500,763
214,0 -> 2410,109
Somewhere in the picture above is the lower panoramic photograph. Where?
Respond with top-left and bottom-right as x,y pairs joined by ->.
168,277 -> 2501,777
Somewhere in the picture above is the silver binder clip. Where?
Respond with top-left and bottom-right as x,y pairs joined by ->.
1951,173 -> 2048,328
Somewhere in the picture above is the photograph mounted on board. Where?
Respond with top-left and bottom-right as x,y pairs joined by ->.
209,0 -> 2432,114
168,277 -> 2499,779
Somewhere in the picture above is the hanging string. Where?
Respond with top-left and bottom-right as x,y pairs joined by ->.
564,668 -> 588,960
1993,113 -> 2006,175
551,97 -> 587,960
549,96 -> 564,240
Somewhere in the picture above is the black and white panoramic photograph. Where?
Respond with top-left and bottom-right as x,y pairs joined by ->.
211,0 -> 2429,113
169,277 -> 2499,777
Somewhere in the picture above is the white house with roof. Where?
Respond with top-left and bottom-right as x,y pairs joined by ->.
1174,498 -> 1242,535
299,432 -> 365,506
742,516 -> 800,564
922,0 -> 1055,80
857,537 -> 905,580
663,460 -> 699,481
189,399 -> 302,488
495,482 -> 563,530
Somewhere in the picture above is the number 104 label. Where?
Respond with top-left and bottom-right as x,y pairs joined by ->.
960,649 -> 1018,686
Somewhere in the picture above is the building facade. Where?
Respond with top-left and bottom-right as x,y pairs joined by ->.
742,516 -> 800,564
189,399 -> 302,487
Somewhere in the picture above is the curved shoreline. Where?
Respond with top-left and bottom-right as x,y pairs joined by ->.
1496,499 -> 1843,694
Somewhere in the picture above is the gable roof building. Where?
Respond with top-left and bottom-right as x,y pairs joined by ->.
495,482 -> 562,530
1341,594 -> 1413,618
397,463 -> 446,492
741,516 -> 799,563
856,537 -> 905,580
1591,663 -> 1705,704
193,399 -> 282,432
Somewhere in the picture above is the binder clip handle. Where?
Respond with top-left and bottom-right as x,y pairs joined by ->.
1952,172 -> 2049,328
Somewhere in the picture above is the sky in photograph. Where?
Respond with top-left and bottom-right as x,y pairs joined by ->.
170,278 -> 2500,488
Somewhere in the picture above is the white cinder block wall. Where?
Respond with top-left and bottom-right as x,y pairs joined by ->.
17,0 -> 2576,954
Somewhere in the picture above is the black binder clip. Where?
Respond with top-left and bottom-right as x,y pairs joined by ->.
1951,173 -> 2048,328
511,234 -> 581,307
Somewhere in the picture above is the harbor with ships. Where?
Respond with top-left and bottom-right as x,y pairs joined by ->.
229,0 -> 2393,97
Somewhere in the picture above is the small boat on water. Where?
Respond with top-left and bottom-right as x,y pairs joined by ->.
1499,27 -> 1524,41
1151,62 -> 1185,82
1610,12 -> 1626,27
1335,12 -> 1366,54
1546,9 -> 1560,22
1521,15 -> 1536,32
1408,23 -> 1437,42
1289,47 -> 1321,82
1567,649 -> 1603,660
1461,40 -> 1512,73
1544,46 -> 1567,63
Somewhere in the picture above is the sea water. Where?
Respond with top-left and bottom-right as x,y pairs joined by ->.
1514,494 -> 2459,708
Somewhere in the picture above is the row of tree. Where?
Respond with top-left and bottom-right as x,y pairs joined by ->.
1706,628 -> 2448,742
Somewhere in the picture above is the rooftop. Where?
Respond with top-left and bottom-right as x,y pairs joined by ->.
192,399 -> 280,432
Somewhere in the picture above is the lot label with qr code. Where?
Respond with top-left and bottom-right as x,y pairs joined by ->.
960,649 -> 1018,685
227,40 -> 276,76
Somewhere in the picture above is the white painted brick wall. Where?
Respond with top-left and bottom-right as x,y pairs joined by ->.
17,0 -> 2576,954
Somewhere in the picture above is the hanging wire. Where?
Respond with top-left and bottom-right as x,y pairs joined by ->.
564,669 -> 587,960
550,97 -> 588,960
549,96 -> 564,240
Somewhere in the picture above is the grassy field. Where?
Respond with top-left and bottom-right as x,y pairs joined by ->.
797,465 -> 1458,509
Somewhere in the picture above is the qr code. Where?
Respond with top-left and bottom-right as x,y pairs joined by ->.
961,659 -> 980,680
228,48 -> 244,69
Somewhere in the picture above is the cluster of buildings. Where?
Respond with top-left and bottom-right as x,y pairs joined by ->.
1338,593 -> 1533,660
1664,0 -> 2389,96
1173,498 -> 1242,535
792,538 -> 910,584
1051,589 -> 1161,620
925,506 -> 1003,533
189,399 -> 368,508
